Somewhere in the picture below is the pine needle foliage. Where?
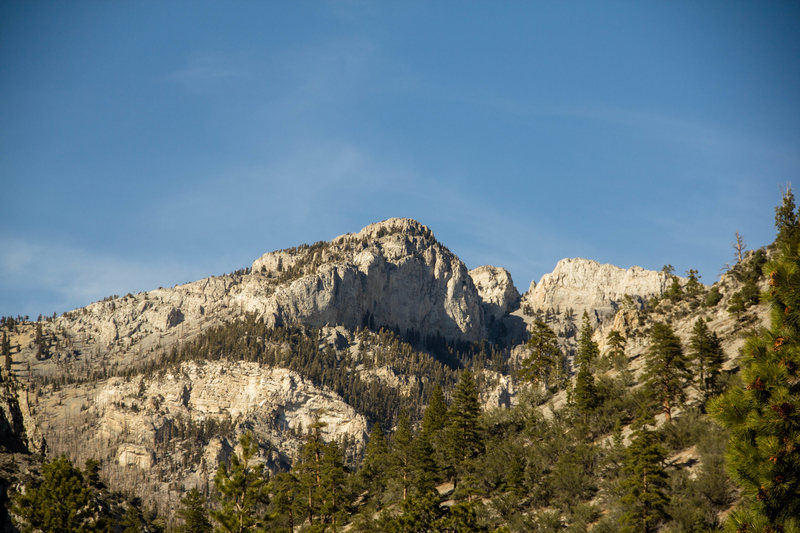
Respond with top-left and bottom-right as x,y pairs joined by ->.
710,190 -> 800,531
211,432 -> 269,533
520,320 -> 561,389
11,455 -> 96,532
644,322 -> 690,422
619,425 -> 669,533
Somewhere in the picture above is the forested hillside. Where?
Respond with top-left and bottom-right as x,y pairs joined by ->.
2,192 -> 799,532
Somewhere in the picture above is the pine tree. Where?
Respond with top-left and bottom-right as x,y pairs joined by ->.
390,412 -> 415,501
666,276 -> 683,301
444,369 -> 483,491
120,498 -> 147,533
575,312 -> 600,368
318,441 -> 348,530
11,455 -> 97,532
2,332 -> 11,374
419,384 -> 449,481
573,365 -> 599,416
210,432 -> 269,533
688,319 -> 724,402
270,472 -> 301,533
177,488 -> 212,533
619,425 -> 669,533
411,431 -> 438,496
686,269 -> 703,297
520,320 -> 561,388
360,422 -> 390,499
710,192 -> 800,530
574,314 -> 599,415
643,322 -> 689,422
774,184 -> 800,250
606,329 -> 627,371
420,384 -> 447,437
295,418 -> 327,526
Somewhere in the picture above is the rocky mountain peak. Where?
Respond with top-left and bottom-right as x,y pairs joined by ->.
468,265 -> 521,323
523,257 -> 671,323
339,217 -> 436,243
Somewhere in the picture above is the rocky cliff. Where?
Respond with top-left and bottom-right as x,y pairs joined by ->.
522,257 -> 672,324
3,217 -> 766,527
42,218 -> 486,374
33,360 -> 366,513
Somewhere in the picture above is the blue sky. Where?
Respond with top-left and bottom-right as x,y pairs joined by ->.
2,1 -> 799,318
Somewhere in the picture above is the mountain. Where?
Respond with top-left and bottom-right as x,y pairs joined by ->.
0,216 -> 774,531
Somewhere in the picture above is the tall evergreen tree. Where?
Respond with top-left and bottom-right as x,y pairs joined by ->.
774,184 -> 800,250
120,498 -> 148,533
391,412 -> 415,501
318,441 -> 348,531
576,312 -> 600,368
444,370 -> 483,491
359,422 -> 390,500
688,319 -> 724,402
270,472 -> 301,533
644,322 -> 690,422
420,384 -> 447,437
11,455 -> 97,532
411,431 -> 438,496
295,418 -> 327,526
177,488 -> 212,533
619,425 -> 669,533
2,332 -> 11,374
685,269 -> 703,297
520,320 -> 561,388
606,329 -> 627,371
710,192 -> 800,530
574,314 -> 599,415
211,432 -> 269,533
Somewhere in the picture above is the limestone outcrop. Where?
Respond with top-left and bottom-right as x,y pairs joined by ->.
49,219 -> 487,365
469,266 -> 521,323
522,258 -> 671,324
36,360 -> 367,515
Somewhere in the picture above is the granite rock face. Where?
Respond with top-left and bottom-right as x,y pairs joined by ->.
522,258 -> 671,324
53,218 -> 487,360
36,361 -> 367,515
469,266 -> 521,324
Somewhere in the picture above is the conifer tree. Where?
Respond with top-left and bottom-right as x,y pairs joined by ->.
576,312 -> 600,368
685,269 -> 703,297
319,441 -> 348,530
520,320 -> 561,388
710,190 -> 800,530
574,314 -> 599,415
619,424 -> 669,533
391,412 -> 415,501
2,332 -> 11,374
573,365 -> 599,416
177,488 -> 212,533
420,384 -> 447,437
688,319 -> 724,402
11,455 -> 96,532
360,422 -> 389,499
295,418 -> 327,526
606,329 -> 627,371
420,384 -> 449,479
774,184 -> 800,250
270,472 -> 301,533
411,431 -> 438,496
211,432 -> 269,533
444,369 -> 483,490
644,322 -> 689,422
120,498 -> 148,533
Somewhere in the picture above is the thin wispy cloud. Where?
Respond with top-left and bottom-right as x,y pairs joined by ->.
0,238 -> 206,317
168,54 -> 245,91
